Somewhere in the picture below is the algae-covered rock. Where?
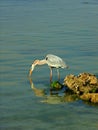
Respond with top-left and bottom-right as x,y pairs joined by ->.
50,81 -> 64,90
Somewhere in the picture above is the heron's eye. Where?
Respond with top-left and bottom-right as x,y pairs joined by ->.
46,57 -> 48,60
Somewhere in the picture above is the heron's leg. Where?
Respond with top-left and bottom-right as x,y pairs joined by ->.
57,69 -> 60,81
49,67 -> 53,82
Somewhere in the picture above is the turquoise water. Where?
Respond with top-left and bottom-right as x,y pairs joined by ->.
0,0 -> 98,129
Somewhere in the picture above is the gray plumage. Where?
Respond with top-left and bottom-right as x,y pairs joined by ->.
45,54 -> 67,68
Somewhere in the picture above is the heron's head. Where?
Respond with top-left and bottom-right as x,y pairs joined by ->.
29,60 -> 40,76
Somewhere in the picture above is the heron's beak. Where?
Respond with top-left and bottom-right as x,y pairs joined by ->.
29,69 -> 32,76
29,64 -> 35,76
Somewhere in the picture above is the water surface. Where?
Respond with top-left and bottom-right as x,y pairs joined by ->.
0,0 -> 98,130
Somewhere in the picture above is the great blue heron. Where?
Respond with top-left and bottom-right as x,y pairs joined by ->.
29,54 -> 68,82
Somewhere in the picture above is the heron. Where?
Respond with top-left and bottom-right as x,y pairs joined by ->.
29,54 -> 68,82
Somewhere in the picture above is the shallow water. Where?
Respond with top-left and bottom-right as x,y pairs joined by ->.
0,0 -> 98,130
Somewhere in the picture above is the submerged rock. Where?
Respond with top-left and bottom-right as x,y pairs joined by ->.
80,93 -> 98,104
64,72 -> 98,103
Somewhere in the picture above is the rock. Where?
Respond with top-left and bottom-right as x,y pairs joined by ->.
64,73 -> 98,95
64,72 -> 98,103
78,73 -> 98,85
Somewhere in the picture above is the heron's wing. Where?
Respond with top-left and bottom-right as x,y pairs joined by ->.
45,54 -> 67,68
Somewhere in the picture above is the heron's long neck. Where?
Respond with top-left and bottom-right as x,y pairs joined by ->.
35,59 -> 47,66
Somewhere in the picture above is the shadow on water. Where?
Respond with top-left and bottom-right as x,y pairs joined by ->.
29,78 -> 79,104
28,77 -> 98,107
82,100 -> 98,108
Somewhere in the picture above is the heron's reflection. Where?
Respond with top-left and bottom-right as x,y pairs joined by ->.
29,78 -> 46,97
29,78 -> 78,104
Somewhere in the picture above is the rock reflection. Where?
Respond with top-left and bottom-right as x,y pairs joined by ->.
29,78 -> 78,104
